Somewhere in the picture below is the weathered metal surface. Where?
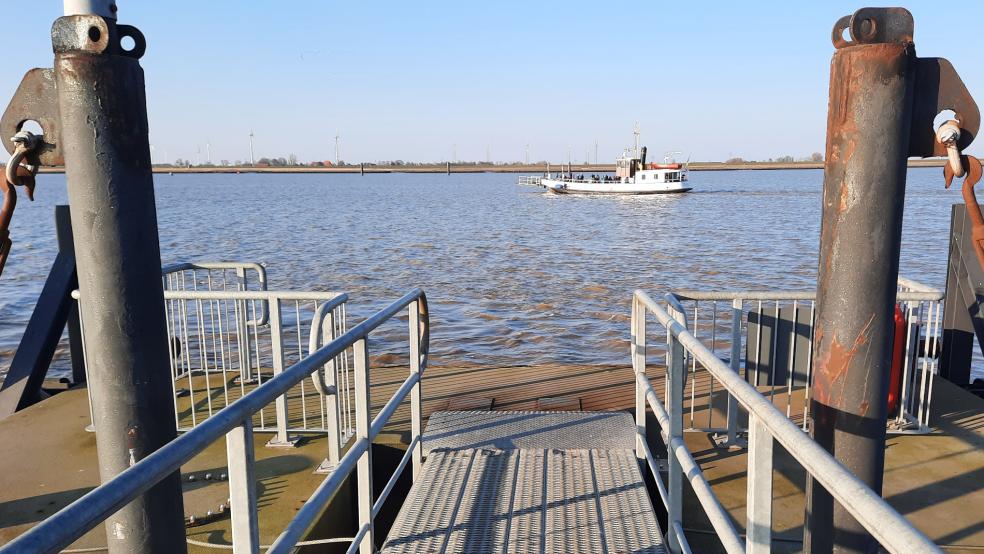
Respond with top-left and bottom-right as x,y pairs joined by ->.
910,58 -> 979,157
51,14 -> 187,554
945,155 -> 984,270
808,8 -> 916,553
808,6 -> 977,553
0,69 -> 61,166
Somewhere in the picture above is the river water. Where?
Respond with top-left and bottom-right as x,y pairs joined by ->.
0,168 -> 970,379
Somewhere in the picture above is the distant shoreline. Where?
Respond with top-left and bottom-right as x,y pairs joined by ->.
34,158 -> 950,174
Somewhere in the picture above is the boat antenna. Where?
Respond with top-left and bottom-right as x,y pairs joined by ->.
633,122 -> 641,157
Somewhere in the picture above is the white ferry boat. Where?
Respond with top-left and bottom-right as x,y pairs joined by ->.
520,146 -> 692,195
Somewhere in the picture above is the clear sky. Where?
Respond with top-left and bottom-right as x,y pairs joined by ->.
2,1 -> 982,164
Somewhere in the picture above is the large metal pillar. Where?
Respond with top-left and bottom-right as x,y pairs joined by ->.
56,13 -> 187,554
807,8 -> 978,553
0,2 -> 186,552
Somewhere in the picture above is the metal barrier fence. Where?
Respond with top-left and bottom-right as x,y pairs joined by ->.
5,288 -> 429,554
663,277 -> 942,445
78,262 -> 352,442
162,261 -> 269,326
631,289 -> 940,554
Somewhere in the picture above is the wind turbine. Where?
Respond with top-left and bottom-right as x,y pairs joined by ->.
249,130 -> 255,166
334,132 -> 340,165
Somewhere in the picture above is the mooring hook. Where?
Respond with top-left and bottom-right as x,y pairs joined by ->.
945,155 -> 984,270
6,131 -> 39,197
0,131 -> 40,278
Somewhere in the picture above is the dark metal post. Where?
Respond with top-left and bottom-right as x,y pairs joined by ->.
806,10 -> 916,554
53,12 -> 186,554
807,9 -> 978,552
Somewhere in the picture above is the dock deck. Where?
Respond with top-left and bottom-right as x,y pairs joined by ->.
383,411 -> 664,553
0,362 -> 981,552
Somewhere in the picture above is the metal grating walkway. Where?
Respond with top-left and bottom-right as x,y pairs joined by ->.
422,410 -> 638,453
382,411 -> 665,553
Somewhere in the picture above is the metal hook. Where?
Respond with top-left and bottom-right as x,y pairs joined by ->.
6,131 -> 39,199
0,131 -> 40,277
945,154 -> 984,270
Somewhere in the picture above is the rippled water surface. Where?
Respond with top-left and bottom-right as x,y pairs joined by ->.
0,168 -> 964,377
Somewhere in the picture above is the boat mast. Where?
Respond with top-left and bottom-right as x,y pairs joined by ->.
633,122 -> 640,157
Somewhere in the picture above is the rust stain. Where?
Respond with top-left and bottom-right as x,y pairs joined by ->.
812,314 -> 875,406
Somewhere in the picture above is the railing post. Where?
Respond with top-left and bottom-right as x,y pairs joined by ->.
632,296 -> 647,461
726,298 -> 742,446
667,331 -> 685,554
746,414 -> 773,553
236,268 -> 253,382
409,300 -> 424,478
323,310 -> 342,469
226,418 -> 260,554
353,337 -> 375,553
236,298 -> 252,382
266,299 -> 294,447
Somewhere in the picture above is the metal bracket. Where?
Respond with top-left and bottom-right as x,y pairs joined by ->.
831,8 -> 913,49
0,69 -> 61,166
0,16 -> 147,167
910,57 -> 980,157
830,7 -> 979,158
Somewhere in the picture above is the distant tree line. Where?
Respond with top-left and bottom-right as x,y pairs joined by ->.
725,152 -> 823,164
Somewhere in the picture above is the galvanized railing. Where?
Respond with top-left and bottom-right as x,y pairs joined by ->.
6,288 -> 429,554
517,175 -> 543,187
632,289 -> 940,554
664,277 -> 942,445
162,290 -> 349,440
78,262 -> 352,442
162,261 -> 269,322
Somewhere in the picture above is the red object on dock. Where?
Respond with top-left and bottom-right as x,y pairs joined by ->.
887,304 -> 905,416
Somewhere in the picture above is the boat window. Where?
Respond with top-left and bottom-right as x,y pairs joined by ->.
641,174 -> 645,180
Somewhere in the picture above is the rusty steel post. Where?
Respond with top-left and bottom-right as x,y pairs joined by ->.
806,9 -> 916,554
52,12 -> 186,554
807,8 -> 979,552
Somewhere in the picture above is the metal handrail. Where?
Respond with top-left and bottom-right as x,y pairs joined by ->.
162,261 -> 269,325
672,277 -> 943,303
664,276 -> 943,435
4,288 -> 429,554
632,289 -> 940,554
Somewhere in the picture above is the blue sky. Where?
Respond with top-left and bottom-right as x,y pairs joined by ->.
2,1 -> 982,164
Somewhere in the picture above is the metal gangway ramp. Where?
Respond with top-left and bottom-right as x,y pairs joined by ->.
382,411 -> 665,553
